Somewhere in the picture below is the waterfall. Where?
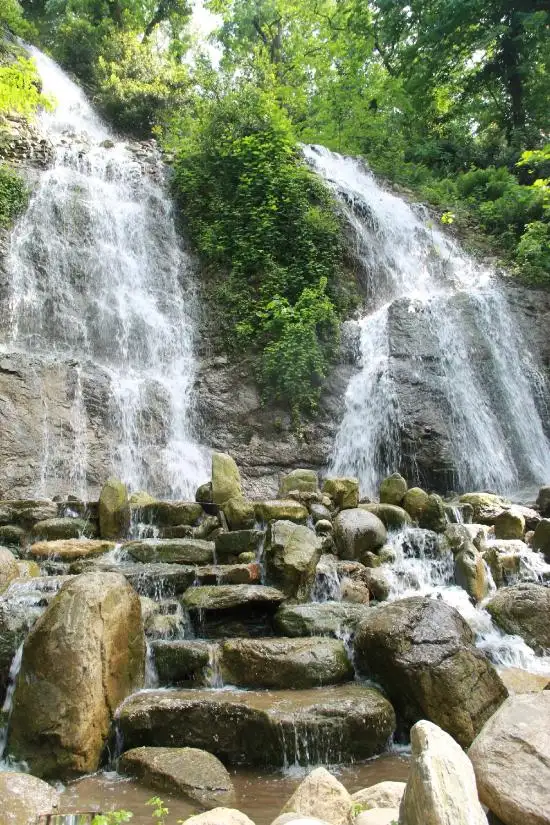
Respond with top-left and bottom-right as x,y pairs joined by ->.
304,145 -> 550,495
0,47 -> 208,498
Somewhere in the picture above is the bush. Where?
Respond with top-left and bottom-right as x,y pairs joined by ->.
0,164 -> 27,227
515,221 -> 550,284
171,84 -> 344,415
0,56 -> 48,116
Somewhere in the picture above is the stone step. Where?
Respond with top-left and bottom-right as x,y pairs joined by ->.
28,539 -> 115,561
181,584 -> 286,638
123,539 -> 214,565
116,683 -> 396,767
274,601 -> 371,638
151,637 -> 353,689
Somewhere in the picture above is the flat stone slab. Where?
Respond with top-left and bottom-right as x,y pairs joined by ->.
117,684 -> 396,766
182,584 -> 285,612
274,602 -> 371,638
193,564 -> 261,586
123,539 -> 214,565
220,637 -> 353,689
152,640 -> 212,685
68,561 -> 197,596
29,539 -> 115,560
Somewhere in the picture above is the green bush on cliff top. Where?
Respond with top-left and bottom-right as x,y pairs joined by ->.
171,84 -> 343,417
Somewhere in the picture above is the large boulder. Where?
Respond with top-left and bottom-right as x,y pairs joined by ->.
123,538 -> 214,565
494,510 -> 525,540
220,638 -> 353,689
531,519 -> 550,561
418,495 -> 447,533
280,470 -> 319,497
535,486 -> 550,517
379,473 -> 408,506
469,692 -> 550,825
454,545 -> 488,603
333,509 -> 387,561
359,504 -> 412,531
486,583 -> 550,653
8,572 -> 145,778
323,478 -> 359,510
266,521 -> 322,601
354,597 -> 507,747
352,781 -> 405,811
402,488 -> 429,521
152,640 -> 211,685
0,772 -> 60,825
274,602 -> 370,639
98,478 -> 130,539
458,494 -> 507,525
117,684 -> 396,766
255,500 -> 309,524
182,584 -> 286,638
0,548 -> 19,594
138,501 -> 203,527
119,746 -> 235,809
399,720 -> 487,825
280,767 -> 352,825
212,453 -> 243,506
223,498 -> 256,530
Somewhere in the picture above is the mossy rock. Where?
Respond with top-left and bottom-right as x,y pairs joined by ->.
98,478 -> 130,539
494,510 -> 525,540
379,473 -> 407,506
212,453 -> 243,506
0,525 -> 25,547
222,497 -> 255,530
254,500 -> 308,524
279,469 -> 319,497
30,517 -> 93,541
402,488 -> 430,521
359,503 -> 412,530
323,477 -> 359,509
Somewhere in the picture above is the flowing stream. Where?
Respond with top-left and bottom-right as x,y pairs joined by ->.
0,48 -> 207,498
304,145 -> 550,496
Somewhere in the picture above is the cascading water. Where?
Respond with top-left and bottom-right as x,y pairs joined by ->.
0,47 -> 208,498
304,145 -> 550,495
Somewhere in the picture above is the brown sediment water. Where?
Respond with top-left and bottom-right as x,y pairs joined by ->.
60,753 -> 410,825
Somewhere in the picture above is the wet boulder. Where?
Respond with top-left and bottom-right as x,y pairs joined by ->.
352,781 -> 406,811
152,640 -> 211,685
212,452 -> 243,505
182,584 -> 285,638
399,720 -> 487,825
124,538 -> 214,565
494,509 -> 525,540
334,509 -> 387,561
531,519 -> 550,561
0,525 -> 25,548
322,477 -> 359,510
535,485 -> 550,517
8,572 -> 145,778
220,638 -> 353,689
98,478 -> 130,539
469,692 -> 550,825
183,809 -> 255,825
120,746 -> 235,809
354,596 -> 507,747
266,521 -> 322,601
215,530 -> 264,561
117,684 -> 396,766
486,583 -> 550,653
255,500 -> 309,524
138,501 -> 203,527
30,517 -> 93,541
402,488 -> 429,522
0,772 -> 60,825
223,497 -> 256,530
458,494 -> 508,525
418,494 -> 447,533
29,538 -> 115,561
274,602 -> 370,638
359,503 -> 412,530
454,544 -> 489,603
379,473 -> 407,506
0,500 -> 57,530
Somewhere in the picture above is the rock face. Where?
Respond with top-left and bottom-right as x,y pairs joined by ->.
117,684 -> 396,766
280,767 -> 353,825
99,478 -> 130,539
399,720 -> 488,825
333,509 -> 387,560
266,521 -> 322,601
0,771 -> 60,825
8,572 -> 145,778
220,638 -> 353,689
469,692 -> 550,825
119,746 -> 236,809
354,597 -> 507,747
486,583 -> 550,653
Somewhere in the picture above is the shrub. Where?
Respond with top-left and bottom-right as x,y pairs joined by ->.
0,164 -> 28,227
515,221 -> 550,284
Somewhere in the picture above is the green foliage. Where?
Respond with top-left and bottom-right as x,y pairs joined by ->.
0,56 -> 50,116
91,810 -> 133,825
147,796 -> 169,825
0,0 -> 36,39
171,83 -> 344,414
0,164 -> 28,227
516,221 -> 550,283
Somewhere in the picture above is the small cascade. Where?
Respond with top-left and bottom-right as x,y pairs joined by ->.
304,145 -> 550,495
204,644 -> 224,688
1,46 -> 208,498
144,641 -> 159,689
313,555 -> 342,602
0,644 -> 24,762
385,529 -> 455,598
